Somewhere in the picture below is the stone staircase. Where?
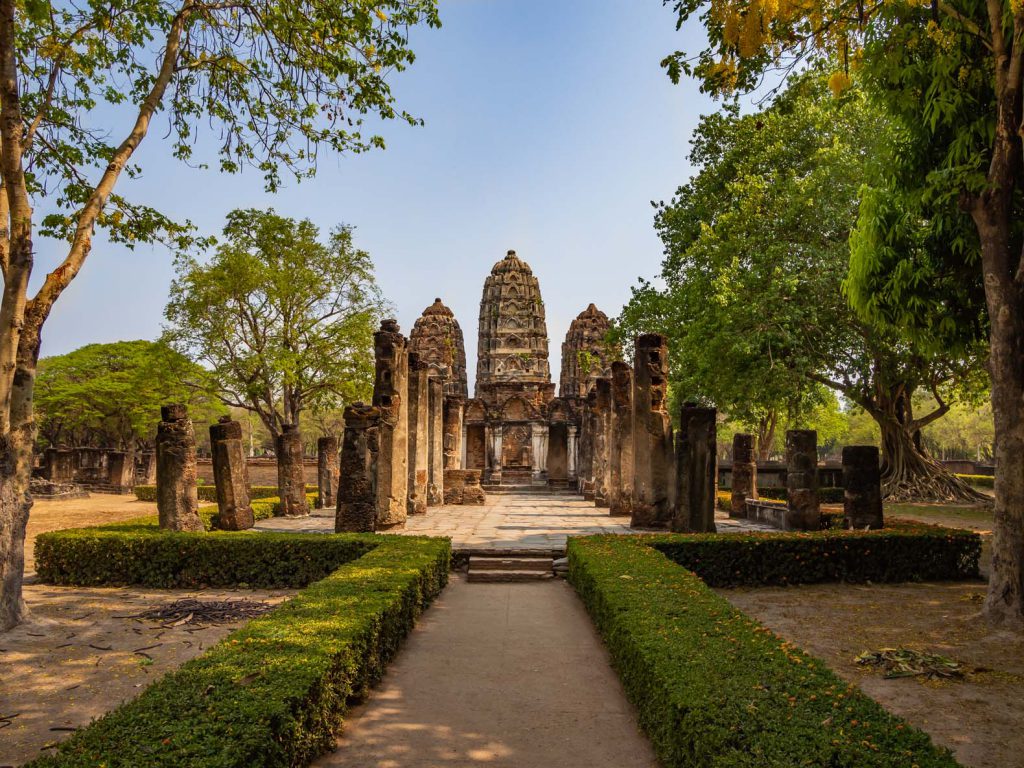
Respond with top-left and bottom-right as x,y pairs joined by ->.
467,553 -> 555,583
480,483 -> 553,496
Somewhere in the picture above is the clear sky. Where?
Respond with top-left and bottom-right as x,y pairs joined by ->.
33,0 -> 716,392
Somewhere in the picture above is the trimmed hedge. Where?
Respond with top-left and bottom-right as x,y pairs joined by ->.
134,484 -> 318,503
568,536 -> 960,768
29,535 -> 450,768
648,525 -> 980,587
956,473 -> 994,489
34,525 -> 375,588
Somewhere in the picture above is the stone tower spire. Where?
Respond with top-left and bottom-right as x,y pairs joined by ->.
559,303 -> 617,399
408,297 -> 469,397
475,250 -> 551,396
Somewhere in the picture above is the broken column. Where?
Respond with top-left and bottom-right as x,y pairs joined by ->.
592,378 -> 612,507
427,373 -> 445,506
843,445 -> 884,529
631,334 -> 673,528
673,404 -> 717,533
275,424 -> 308,516
609,362 -> 634,517
316,436 -> 339,510
443,395 -> 464,470
336,403 -> 380,532
373,319 -> 409,528
406,354 -> 430,516
730,433 -> 757,519
155,404 -> 203,532
785,429 -> 820,530
209,416 -> 254,530
444,469 -> 486,505
106,449 -> 136,491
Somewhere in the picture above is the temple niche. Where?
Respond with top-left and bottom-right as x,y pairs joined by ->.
559,303 -> 616,400
408,298 -> 469,397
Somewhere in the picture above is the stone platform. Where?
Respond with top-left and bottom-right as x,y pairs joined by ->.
255,492 -> 773,551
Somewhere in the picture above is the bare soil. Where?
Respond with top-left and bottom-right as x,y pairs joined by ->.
0,583 -> 295,766
722,581 -> 1024,768
25,494 -> 158,573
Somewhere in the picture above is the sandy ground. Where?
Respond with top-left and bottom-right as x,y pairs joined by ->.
25,494 -> 158,573
0,583 -> 295,767
722,581 -> 1024,768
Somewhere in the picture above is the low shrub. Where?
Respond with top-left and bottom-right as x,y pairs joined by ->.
568,536 -> 960,768
956,473 -> 994,489
34,525 -> 374,588
134,484 -> 318,504
29,536 -> 450,768
203,492 -> 319,530
649,525 -> 979,587
717,487 -> 844,506
717,492 -> 849,529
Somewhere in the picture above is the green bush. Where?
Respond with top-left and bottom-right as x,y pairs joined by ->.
956,473 -> 994,489
568,536 -> 960,768
649,525 -> 979,587
34,525 -> 374,588
203,492 -> 319,530
134,484 -> 318,503
29,536 -> 450,768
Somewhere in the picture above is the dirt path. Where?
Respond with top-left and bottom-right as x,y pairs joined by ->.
722,581 -> 1024,768
0,583 -> 294,766
315,575 -> 657,768
25,494 -> 157,573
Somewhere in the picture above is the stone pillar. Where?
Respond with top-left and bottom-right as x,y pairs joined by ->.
316,436 -> 339,510
210,417 -> 254,530
427,374 -> 445,506
531,423 -> 549,482
593,378 -> 613,508
785,429 -> 820,530
136,451 -> 157,485
673,404 -> 717,533
843,445 -> 884,529
275,424 -> 308,516
107,450 -> 135,490
609,362 -> 634,517
406,355 -> 430,516
373,319 -> 409,528
444,468 -> 487,505
488,424 -> 503,484
336,403 -> 380,532
631,334 -> 673,528
730,433 -> 757,519
579,387 -> 596,498
567,424 -> 578,481
443,395 -> 464,470
155,404 -> 203,532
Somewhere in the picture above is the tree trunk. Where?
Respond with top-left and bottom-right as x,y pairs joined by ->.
0,435 -> 31,630
756,411 -> 777,462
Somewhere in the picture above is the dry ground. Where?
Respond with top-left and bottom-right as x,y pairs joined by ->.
722,581 -> 1024,768
0,584 -> 295,766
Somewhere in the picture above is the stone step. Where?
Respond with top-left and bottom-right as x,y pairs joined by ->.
467,569 -> 554,583
469,556 -> 552,572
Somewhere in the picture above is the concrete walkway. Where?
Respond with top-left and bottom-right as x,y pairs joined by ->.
314,576 -> 658,768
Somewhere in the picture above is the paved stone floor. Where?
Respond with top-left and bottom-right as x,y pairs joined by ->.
255,491 -> 773,550
314,575 -> 659,768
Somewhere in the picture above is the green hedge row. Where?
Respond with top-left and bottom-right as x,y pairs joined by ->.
648,525 -> 979,587
568,536 -> 959,768
30,535 -> 450,768
956,473 -> 994,489
134,484 -> 318,503
202,492 -> 319,530
716,492 -> 847,529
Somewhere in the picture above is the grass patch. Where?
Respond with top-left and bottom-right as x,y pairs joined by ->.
886,503 -> 994,525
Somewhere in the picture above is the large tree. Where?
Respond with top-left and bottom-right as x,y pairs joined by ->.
165,207 -> 384,515
619,72 -> 987,500
34,340 -> 219,451
0,0 -> 439,630
662,0 -> 1024,625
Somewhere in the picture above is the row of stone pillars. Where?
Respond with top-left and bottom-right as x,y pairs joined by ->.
335,320 -> 485,532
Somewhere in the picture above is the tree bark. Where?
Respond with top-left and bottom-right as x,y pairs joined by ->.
275,424 -> 308,516
0,431 -> 31,630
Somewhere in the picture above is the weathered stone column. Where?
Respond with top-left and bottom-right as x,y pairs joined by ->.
373,319 -> 409,528
531,423 -> 549,482
579,387 -> 596,498
210,417 -> 254,530
443,395 -> 464,470
609,362 -> 634,517
155,404 -> 203,532
444,468 -> 486,505
106,449 -> 135,490
336,403 -> 380,532
316,436 -> 339,510
593,378 -> 613,507
275,424 -> 308,516
427,374 -> 445,506
631,334 -> 673,528
843,445 -> 884,529
567,424 -> 578,480
406,354 -> 430,516
673,404 -> 717,533
730,433 -> 757,519
785,429 -> 820,530
488,424 -> 503,484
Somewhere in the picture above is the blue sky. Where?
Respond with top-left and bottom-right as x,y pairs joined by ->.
34,0 -> 716,391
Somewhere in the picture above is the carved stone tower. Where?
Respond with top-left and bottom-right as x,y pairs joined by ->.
559,303 -> 616,399
408,298 -> 468,398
